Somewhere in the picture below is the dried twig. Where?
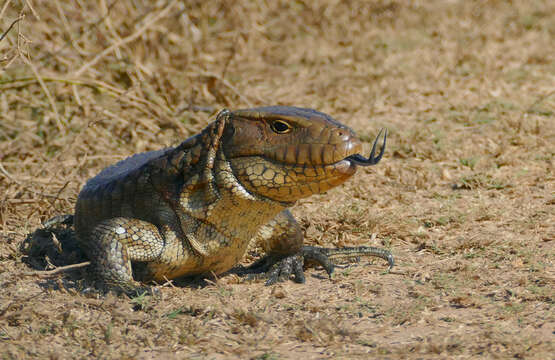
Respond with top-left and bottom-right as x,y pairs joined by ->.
525,89 -> 555,112
23,0 -> 39,21
0,76 -> 174,118
5,10 -> 65,132
23,261 -> 91,277
72,0 -> 178,77
516,89 -> 555,133
195,72 -> 254,107
19,55 -> 66,132
36,0 -> 118,66
0,162 -> 60,199
0,14 -> 23,43
175,104 -> 216,114
221,34 -> 240,80
0,0 -> 14,20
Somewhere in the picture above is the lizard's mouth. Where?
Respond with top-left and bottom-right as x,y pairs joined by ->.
227,129 -> 387,203
344,128 -> 387,168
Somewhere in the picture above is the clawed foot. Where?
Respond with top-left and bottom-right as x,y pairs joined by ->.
239,246 -> 347,285
242,247 -> 331,285
262,254 -> 308,285
81,281 -> 159,298
240,245 -> 394,286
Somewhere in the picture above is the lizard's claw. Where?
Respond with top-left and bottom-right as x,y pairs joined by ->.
265,254 -> 306,285
240,245 -> 393,285
242,246 -> 336,285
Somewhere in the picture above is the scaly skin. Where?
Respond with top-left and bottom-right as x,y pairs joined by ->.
73,106 -> 392,295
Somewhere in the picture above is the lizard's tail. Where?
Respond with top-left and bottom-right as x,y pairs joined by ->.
42,214 -> 74,228
308,246 -> 394,271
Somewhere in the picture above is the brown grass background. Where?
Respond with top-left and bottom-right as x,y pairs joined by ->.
0,1 -> 553,359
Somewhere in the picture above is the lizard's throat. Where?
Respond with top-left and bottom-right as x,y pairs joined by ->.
227,156 -> 357,203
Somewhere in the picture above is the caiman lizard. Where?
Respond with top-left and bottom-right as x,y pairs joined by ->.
66,106 -> 392,296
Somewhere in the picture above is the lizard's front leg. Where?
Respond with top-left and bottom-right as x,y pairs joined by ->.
247,210 -> 394,285
83,217 -> 164,296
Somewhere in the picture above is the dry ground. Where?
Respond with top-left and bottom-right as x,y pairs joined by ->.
0,1 -> 554,359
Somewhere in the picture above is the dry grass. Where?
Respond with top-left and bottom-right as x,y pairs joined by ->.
1,0 -> 554,358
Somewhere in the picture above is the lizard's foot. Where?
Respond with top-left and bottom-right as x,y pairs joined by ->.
76,276 -> 160,298
83,218 -> 165,298
81,279 -> 158,298
243,245 -> 394,286
243,246 -> 335,286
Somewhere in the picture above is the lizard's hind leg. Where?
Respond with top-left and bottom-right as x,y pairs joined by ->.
245,210 -> 393,285
85,217 -> 164,296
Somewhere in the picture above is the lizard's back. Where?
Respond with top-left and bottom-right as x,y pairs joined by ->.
74,137 -> 194,239
84,148 -> 170,191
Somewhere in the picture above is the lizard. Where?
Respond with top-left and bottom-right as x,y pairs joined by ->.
68,106 -> 392,296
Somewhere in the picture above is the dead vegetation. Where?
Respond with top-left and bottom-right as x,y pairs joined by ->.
0,0 -> 554,359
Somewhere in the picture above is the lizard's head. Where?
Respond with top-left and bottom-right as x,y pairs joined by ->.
221,106 -> 386,203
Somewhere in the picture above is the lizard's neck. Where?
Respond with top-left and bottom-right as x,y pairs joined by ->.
175,120 -> 288,247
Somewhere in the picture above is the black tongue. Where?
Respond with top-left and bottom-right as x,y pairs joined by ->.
346,153 -> 378,166
346,128 -> 387,166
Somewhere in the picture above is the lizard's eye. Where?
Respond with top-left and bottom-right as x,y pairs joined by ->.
270,120 -> 292,134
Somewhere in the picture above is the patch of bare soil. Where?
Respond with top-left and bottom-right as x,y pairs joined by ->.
1,1 -> 553,359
